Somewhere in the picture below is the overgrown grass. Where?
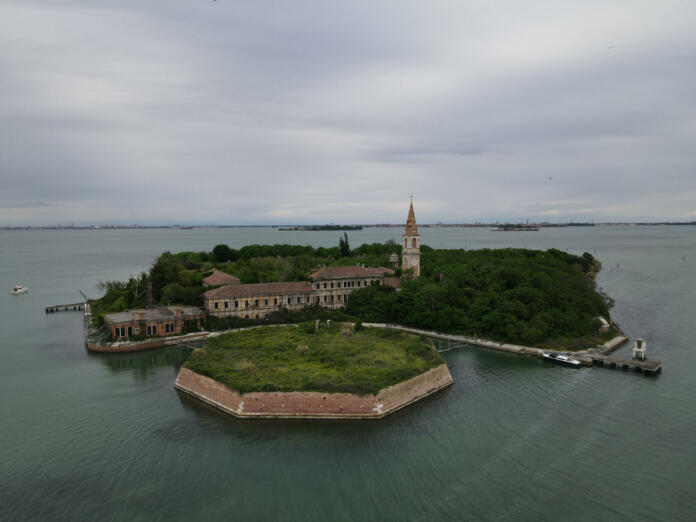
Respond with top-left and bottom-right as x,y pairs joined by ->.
184,324 -> 444,395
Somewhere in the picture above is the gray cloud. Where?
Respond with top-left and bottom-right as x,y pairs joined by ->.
1,0 -> 695,225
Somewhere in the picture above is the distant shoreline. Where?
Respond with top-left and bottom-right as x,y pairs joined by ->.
2,221 -> 695,231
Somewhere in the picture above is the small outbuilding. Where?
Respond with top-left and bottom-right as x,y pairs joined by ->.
104,306 -> 203,340
203,269 -> 241,288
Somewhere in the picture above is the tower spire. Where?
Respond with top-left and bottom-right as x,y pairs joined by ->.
405,198 -> 418,235
402,198 -> 420,277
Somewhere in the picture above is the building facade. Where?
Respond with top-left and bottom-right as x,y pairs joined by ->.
402,200 -> 421,277
203,201 -> 419,319
104,306 -> 203,340
204,266 -> 394,319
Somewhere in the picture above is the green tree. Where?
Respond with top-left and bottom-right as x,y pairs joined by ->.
338,232 -> 350,257
212,244 -> 234,263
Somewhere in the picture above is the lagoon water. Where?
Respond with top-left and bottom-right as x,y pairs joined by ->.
1,226 -> 695,521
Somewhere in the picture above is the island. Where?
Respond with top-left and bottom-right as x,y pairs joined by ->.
79,200 -> 633,422
277,225 -> 363,231
174,323 -> 453,418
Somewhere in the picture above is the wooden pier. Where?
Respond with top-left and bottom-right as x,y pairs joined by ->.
587,354 -> 661,375
45,302 -> 85,313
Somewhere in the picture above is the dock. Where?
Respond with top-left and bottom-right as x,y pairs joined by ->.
45,302 -> 85,313
588,354 -> 661,374
363,323 -> 662,376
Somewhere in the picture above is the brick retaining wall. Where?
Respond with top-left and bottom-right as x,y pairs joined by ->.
174,364 -> 453,419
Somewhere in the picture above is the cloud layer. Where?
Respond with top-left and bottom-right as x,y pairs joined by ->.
1,1 -> 695,225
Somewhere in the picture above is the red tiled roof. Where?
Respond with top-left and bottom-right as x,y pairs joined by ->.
382,277 -> 402,288
203,269 -> 241,287
307,266 -> 395,279
204,281 -> 312,299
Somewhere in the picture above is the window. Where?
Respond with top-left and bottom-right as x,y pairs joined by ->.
120,327 -> 126,337
224,301 -> 229,309
338,294 -> 341,301
297,297 -> 301,303
245,314 -> 249,319
235,300 -> 239,308
287,297 -> 291,304
128,326 -> 133,337
323,283 -> 327,289
357,281 -> 361,287
330,295 -> 334,301
264,299 -> 268,306
331,282 -> 334,288
316,296 -> 320,303
274,298 -> 278,305
324,295 -> 327,302
316,283 -> 320,289
254,300 -> 259,306
412,238 -> 417,248
306,297 -> 310,303
245,300 -> 249,307
165,324 -> 169,333
404,238 -> 408,248
214,302 -> 219,309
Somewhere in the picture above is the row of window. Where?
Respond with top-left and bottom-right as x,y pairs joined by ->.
213,293 -> 352,311
315,279 -> 379,290
214,295 -> 310,310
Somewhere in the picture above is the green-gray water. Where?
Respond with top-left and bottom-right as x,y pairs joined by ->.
1,226 -> 694,521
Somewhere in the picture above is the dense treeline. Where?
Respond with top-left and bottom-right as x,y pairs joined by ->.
346,248 -> 612,345
90,240 -> 613,346
90,240 -> 400,324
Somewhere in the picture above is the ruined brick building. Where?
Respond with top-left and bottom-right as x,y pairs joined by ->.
204,201 -> 421,319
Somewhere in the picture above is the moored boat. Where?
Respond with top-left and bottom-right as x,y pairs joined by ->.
543,351 -> 581,367
9,285 -> 28,295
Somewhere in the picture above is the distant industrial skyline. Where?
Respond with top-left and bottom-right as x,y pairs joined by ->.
2,1 -> 695,226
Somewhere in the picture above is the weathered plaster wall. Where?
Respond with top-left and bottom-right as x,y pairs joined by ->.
174,365 -> 453,419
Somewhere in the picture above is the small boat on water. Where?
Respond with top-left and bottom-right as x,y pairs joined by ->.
9,285 -> 28,295
543,352 -> 581,367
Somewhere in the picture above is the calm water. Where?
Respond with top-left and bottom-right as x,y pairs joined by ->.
1,226 -> 694,521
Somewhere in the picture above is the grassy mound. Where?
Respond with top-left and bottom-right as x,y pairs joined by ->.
183,324 -> 444,395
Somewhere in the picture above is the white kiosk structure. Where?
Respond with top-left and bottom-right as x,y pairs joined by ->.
633,338 -> 647,360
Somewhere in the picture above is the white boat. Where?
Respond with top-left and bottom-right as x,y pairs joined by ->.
543,352 -> 581,367
9,285 -> 28,295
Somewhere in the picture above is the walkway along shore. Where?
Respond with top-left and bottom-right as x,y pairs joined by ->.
362,323 -> 661,375
78,303 -> 659,374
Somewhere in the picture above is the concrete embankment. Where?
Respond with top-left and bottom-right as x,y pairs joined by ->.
363,323 -> 547,358
86,331 -> 211,353
174,364 -> 454,419
85,322 -> 297,353
598,335 -> 629,355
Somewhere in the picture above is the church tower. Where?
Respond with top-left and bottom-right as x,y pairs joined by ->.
402,199 -> 420,277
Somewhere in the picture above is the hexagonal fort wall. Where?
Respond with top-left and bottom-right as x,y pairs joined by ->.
174,364 -> 453,419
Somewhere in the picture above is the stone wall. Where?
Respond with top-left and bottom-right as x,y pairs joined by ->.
174,364 -> 453,419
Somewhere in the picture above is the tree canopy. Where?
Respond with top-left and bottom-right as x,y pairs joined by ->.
90,242 -> 613,347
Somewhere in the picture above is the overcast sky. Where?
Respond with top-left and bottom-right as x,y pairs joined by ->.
1,1 -> 695,225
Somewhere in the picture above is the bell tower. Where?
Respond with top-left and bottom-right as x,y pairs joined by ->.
402,197 -> 420,277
